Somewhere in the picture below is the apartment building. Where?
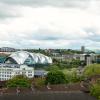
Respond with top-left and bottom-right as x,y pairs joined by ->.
0,64 -> 34,81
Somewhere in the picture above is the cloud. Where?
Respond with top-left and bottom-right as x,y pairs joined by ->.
0,0 -> 100,49
0,0 -> 90,8
0,3 -> 21,19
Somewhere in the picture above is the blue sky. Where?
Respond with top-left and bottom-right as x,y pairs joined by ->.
0,0 -> 100,49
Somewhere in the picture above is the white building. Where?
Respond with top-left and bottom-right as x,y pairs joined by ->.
0,64 -> 34,81
0,51 -> 53,81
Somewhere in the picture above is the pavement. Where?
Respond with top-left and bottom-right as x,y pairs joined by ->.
0,92 -> 97,100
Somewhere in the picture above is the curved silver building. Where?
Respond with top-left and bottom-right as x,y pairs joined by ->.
5,51 -> 52,65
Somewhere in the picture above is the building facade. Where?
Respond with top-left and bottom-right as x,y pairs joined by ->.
52,53 -> 97,66
0,64 -> 34,81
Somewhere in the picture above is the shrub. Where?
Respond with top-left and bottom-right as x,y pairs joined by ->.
34,78 -> 45,88
45,70 -> 66,84
6,75 -> 31,88
90,83 -> 100,99
63,68 -> 84,83
84,64 -> 100,77
66,73 -> 84,83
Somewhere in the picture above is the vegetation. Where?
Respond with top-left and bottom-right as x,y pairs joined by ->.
23,49 -> 83,55
46,67 -> 84,84
45,70 -> 66,84
45,59 -> 83,70
34,78 -> 45,88
6,75 -> 31,88
84,64 -> 100,77
46,65 -> 60,71
63,68 -> 84,83
83,64 -> 100,99
90,80 -> 100,100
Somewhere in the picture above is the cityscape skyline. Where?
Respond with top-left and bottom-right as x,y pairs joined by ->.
0,0 -> 100,49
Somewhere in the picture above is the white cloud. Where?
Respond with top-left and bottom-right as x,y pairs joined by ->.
0,0 -> 100,49
0,0 -> 90,8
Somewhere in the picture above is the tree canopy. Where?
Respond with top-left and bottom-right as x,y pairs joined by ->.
6,75 -> 31,88
45,70 -> 66,84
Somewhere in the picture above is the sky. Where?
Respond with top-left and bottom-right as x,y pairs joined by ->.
0,0 -> 100,49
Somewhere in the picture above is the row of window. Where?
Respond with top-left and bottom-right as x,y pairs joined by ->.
0,72 -> 12,74
0,71 -> 33,74
0,75 -> 12,77
0,78 -> 10,81
28,74 -> 32,77
0,74 -> 33,81
0,69 -> 12,71
0,73 -> 33,77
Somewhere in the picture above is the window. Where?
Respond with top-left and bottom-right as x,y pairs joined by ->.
15,72 -> 19,74
22,72 -> 26,75
7,69 -> 12,71
23,68 -> 25,70
2,78 -> 4,81
28,71 -> 32,73
7,75 -> 9,77
2,72 -> 4,74
28,74 -> 32,77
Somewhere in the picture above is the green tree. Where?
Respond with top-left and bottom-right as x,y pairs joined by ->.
6,75 -> 31,88
45,70 -> 66,84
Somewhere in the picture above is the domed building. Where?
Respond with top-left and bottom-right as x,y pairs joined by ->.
4,51 -> 52,65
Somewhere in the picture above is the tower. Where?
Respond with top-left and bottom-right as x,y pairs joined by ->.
81,46 -> 85,53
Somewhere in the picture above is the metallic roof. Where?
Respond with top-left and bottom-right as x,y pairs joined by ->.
8,51 -> 52,64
